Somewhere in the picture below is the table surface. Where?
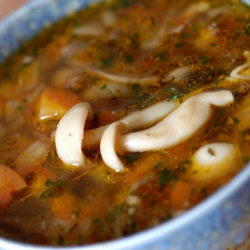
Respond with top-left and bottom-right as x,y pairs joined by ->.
0,0 -> 27,20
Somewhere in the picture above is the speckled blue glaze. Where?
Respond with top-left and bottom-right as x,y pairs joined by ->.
0,1 -> 250,250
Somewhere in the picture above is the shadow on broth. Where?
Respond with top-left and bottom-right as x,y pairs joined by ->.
0,0 -> 250,249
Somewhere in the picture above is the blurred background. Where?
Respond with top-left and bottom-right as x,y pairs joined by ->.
0,0 -> 27,20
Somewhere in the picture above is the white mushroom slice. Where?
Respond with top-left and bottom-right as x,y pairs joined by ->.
84,68 -> 159,85
100,122 -> 127,172
187,142 -> 239,183
164,66 -> 191,82
84,100 -> 177,148
100,90 -> 233,171
230,63 -> 250,80
55,102 -> 91,167
121,90 -> 234,152
121,100 -> 177,129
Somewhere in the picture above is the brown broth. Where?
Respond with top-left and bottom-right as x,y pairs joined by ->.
0,0 -> 249,246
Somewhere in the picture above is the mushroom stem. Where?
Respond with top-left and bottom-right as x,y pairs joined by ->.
100,90 -> 234,172
120,90 -> 234,152
84,100 -> 177,148
55,102 -> 91,167
100,122 -> 128,172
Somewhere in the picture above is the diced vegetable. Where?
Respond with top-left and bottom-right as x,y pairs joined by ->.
0,165 -> 27,213
18,140 -> 48,164
36,87 -> 81,121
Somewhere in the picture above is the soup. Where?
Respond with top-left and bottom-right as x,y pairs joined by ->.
0,0 -> 249,246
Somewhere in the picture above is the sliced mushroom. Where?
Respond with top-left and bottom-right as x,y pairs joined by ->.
121,90 -> 234,152
84,100 -> 177,148
84,67 -> 159,85
55,102 -> 91,167
186,142 -> 240,183
100,122 -> 127,172
100,90 -> 234,171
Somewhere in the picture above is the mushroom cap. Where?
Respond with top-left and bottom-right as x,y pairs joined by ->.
55,102 -> 91,167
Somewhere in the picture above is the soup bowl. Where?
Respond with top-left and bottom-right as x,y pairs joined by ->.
0,0 -> 250,250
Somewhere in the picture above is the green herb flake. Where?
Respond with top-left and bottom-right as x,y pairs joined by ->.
17,62 -> 30,72
199,57 -> 209,65
159,168 -> 178,190
167,88 -> 184,101
154,50 -> 167,61
210,43 -> 216,47
117,152 -> 138,166
232,117 -> 239,125
107,204 -> 125,220
57,235 -> 64,245
16,105 -> 23,111
40,188 -> 54,199
200,187 -> 208,197
73,207 -> 81,218
92,217 -> 101,226
243,155 -> 250,163
100,84 -> 107,90
40,179 -> 66,199
101,55 -> 114,68
192,22 -> 201,31
123,53 -> 133,63
117,0 -> 135,7
45,179 -> 66,187
180,32 -> 189,38
174,42 -> 182,48
131,83 -> 141,92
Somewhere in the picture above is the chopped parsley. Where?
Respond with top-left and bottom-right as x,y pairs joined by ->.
167,88 -> 184,101
153,50 -> 167,61
117,152 -> 138,166
16,105 -> 23,111
17,62 -> 30,72
174,42 -> 182,48
117,0 -> 135,7
40,179 -> 66,199
92,217 -> 101,226
100,84 -> 107,90
123,53 -> 133,63
101,55 -> 114,68
199,57 -> 209,65
232,117 -> 239,125
159,168 -> 179,189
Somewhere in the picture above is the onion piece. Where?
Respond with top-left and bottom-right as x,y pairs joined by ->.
18,140 -> 48,164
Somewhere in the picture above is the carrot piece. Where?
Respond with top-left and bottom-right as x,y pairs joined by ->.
37,87 -> 81,122
168,180 -> 193,209
50,192 -> 75,220
0,165 -> 26,191
0,165 -> 27,213
0,187 -> 12,213
124,153 -> 158,185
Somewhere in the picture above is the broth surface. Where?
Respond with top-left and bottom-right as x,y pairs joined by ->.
0,0 -> 250,246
